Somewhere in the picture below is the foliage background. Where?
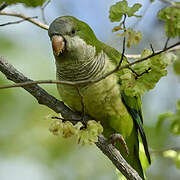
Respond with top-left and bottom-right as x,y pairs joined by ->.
0,0 -> 180,179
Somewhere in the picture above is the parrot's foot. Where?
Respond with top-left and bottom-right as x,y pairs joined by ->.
109,133 -> 129,156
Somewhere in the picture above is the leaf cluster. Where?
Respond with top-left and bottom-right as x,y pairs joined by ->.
158,2 -> 180,38
119,51 -> 176,96
155,100 -> 180,170
110,1 -> 143,48
157,101 -> 180,135
109,0 -> 142,22
116,28 -> 142,48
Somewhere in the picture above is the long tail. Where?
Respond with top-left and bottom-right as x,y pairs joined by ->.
119,96 -> 151,179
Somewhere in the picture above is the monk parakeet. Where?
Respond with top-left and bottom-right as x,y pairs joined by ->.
48,16 -> 151,179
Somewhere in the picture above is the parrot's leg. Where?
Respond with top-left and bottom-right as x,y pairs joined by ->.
109,133 -> 129,156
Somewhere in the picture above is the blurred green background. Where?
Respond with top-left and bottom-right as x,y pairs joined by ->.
0,0 -> 180,180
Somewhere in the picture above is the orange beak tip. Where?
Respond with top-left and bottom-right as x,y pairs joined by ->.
52,35 -> 65,56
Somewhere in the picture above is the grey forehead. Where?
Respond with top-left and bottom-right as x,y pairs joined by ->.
48,17 -> 74,37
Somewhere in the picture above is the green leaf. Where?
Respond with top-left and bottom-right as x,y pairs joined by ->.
174,60 -> 180,75
156,112 -> 173,130
0,0 -> 47,7
155,101 -> 180,135
109,0 -> 142,22
116,28 -> 142,48
169,101 -> 180,135
175,152 -> 180,170
126,29 -> 142,48
177,101 -> 180,110
170,119 -> 180,135
127,3 -> 142,17
112,22 -> 124,32
173,51 -> 180,75
158,4 -> 180,38
163,150 -> 177,159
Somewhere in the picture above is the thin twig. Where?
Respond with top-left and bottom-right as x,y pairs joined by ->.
118,14 -> 126,67
136,68 -> 151,78
0,56 -> 142,180
150,147 -> 180,155
164,37 -> 170,50
128,66 -> 151,79
0,41 -> 179,90
150,44 -> 155,54
51,116 -> 82,124
0,11 -> 48,30
126,45 -> 180,59
41,0 -> 51,24
160,0 -> 180,7
0,16 -> 38,26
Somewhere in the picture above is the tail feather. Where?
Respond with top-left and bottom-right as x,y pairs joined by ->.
129,108 -> 151,164
135,119 -> 151,164
121,96 -> 151,164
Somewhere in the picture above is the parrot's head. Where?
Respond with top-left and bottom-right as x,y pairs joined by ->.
48,16 -> 99,63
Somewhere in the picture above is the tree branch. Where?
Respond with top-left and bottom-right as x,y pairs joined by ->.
96,135 -> 142,180
118,14 -> 126,66
0,16 -> 38,26
0,11 -> 48,30
126,45 -> 180,59
0,56 -> 142,180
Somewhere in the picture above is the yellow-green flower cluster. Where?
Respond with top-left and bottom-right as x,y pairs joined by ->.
49,118 -> 103,145
77,120 -> 103,145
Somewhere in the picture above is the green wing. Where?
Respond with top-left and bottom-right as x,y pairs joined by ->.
102,43 -> 151,164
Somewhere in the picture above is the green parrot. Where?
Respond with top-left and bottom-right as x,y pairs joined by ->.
48,16 -> 151,179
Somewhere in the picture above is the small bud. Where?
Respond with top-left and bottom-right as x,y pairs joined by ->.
49,120 -> 63,135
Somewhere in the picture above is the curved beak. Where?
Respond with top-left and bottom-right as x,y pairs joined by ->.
51,35 -> 65,56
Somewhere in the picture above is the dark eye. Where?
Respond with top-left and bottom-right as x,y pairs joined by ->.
71,29 -> 76,35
